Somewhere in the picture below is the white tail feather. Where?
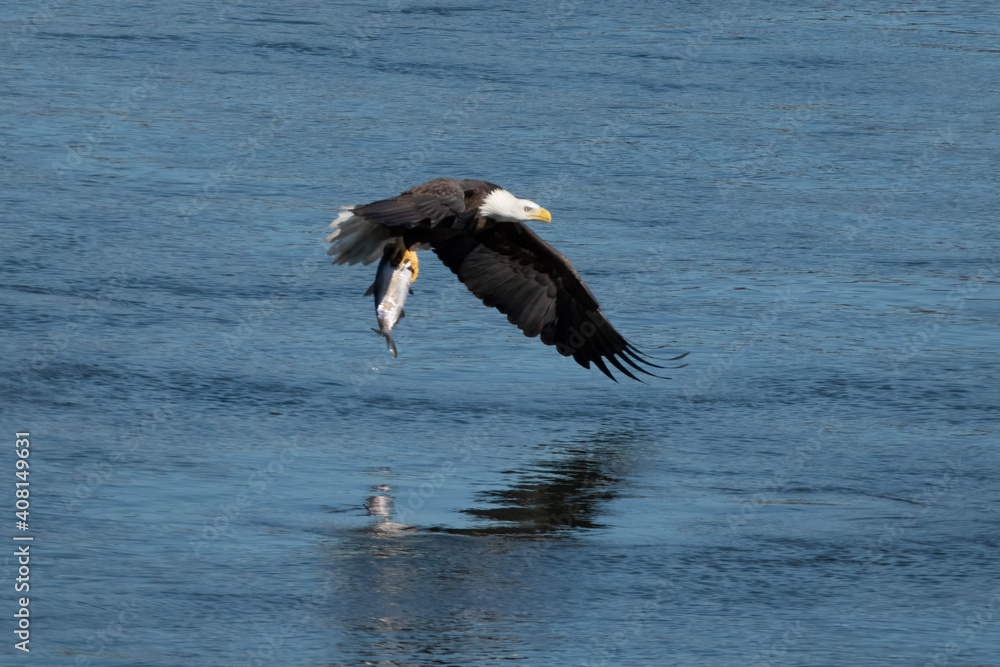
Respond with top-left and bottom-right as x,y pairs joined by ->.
326,206 -> 392,265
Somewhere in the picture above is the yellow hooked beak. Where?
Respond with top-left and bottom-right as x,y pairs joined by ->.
530,207 -> 552,223
403,249 -> 419,282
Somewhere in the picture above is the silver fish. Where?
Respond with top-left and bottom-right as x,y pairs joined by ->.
364,246 -> 418,357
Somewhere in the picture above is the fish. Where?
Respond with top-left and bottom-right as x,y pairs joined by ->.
364,243 -> 418,357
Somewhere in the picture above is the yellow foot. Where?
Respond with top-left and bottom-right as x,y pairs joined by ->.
403,249 -> 419,282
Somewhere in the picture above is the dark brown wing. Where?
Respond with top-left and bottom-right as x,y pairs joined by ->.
353,178 -> 468,229
432,221 -> 680,381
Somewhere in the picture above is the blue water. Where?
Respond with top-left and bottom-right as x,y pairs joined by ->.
3,1 -> 999,665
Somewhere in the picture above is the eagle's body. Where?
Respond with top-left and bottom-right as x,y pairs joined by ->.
327,178 -> 685,381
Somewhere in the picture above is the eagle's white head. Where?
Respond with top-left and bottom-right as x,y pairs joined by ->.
479,188 -> 552,223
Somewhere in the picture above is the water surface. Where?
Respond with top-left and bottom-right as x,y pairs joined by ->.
2,1 -> 998,665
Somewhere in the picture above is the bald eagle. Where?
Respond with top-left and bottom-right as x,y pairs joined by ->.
326,178 -> 686,381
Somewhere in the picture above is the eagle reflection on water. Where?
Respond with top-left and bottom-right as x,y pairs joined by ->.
326,430 -> 658,665
361,432 -> 645,537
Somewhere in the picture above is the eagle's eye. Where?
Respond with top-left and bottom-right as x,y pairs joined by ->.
523,205 -> 532,212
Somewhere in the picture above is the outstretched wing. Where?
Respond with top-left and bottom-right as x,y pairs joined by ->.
432,222 -> 681,381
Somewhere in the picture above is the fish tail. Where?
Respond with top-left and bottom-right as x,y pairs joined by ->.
372,328 -> 398,358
